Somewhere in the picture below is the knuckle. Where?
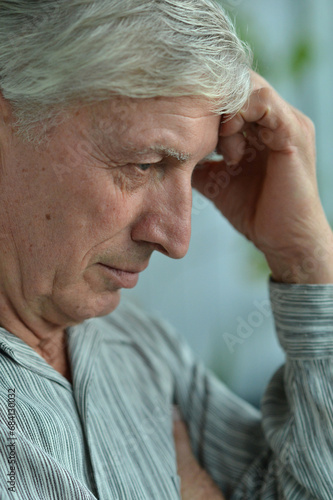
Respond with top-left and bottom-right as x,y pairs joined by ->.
257,86 -> 276,103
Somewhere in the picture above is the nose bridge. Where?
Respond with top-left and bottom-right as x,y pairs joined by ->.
169,179 -> 192,245
133,173 -> 193,259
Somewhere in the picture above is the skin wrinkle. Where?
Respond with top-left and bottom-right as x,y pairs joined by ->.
90,96 -> 216,162
0,94 -> 219,372
138,145 -> 191,162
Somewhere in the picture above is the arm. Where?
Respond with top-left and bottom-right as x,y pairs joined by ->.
192,71 -> 333,286
172,71 -> 333,498
171,280 -> 333,499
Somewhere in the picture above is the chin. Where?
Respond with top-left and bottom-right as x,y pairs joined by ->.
50,291 -> 122,326
79,292 -> 122,320
49,285 -> 123,326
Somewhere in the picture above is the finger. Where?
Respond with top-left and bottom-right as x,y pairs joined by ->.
240,87 -> 282,130
240,88 -> 302,153
218,133 -> 246,165
220,72 -> 273,138
219,113 -> 245,137
255,126 -> 292,151
242,87 -> 302,140
249,69 -> 273,91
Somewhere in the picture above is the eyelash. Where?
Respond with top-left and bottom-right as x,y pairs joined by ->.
136,161 -> 202,176
137,163 -> 152,172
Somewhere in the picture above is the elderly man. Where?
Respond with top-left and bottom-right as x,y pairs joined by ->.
0,0 -> 333,499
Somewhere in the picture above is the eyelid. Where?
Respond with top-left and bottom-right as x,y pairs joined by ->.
137,163 -> 152,171
137,159 -> 166,168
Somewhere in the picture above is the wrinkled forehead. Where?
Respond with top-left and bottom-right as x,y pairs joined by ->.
87,95 -> 220,161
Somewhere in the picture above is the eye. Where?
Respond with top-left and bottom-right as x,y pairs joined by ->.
137,163 -> 152,171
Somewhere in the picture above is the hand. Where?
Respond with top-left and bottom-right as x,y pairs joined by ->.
192,71 -> 333,284
173,409 -> 225,500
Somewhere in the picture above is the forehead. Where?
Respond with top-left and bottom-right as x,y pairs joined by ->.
88,95 -> 220,159
92,94 -> 215,120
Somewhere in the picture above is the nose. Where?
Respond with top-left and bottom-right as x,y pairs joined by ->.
131,173 -> 192,259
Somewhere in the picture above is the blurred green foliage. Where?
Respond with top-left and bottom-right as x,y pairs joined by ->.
224,7 -> 315,82
289,37 -> 315,79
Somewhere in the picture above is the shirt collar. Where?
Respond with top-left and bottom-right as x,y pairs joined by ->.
0,303 -> 133,388
0,326 -> 71,388
0,320 -> 102,389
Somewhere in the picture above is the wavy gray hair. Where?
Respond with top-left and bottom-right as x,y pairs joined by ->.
0,0 -> 252,144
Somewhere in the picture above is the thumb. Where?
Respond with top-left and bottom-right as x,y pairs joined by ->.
191,160 -> 229,201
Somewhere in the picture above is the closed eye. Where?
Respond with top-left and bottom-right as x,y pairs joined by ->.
137,163 -> 153,171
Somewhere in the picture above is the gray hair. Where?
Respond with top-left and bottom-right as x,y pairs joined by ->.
0,0 -> 252,144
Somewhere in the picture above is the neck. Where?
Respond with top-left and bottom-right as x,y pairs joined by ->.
35,334 -> 72,383
0,293 -> 72,382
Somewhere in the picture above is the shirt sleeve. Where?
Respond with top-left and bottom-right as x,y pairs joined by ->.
153,280 -> 333,499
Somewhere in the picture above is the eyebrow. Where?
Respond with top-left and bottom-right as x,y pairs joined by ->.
137,145 -> 217,164
138,145 -> 192,163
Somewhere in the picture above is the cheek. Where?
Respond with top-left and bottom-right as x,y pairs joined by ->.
78,181 -> 142,238
41,144 -> 145,242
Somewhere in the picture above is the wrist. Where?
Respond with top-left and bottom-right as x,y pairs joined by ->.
264,234 -> 333,284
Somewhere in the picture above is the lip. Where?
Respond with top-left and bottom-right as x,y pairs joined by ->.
97,264 -> 143,289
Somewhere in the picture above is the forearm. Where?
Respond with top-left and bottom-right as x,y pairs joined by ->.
251,281 -> 333,498
173,279 -> 333,499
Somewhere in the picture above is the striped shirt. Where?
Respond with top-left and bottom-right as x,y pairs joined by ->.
0,280 -> 333,499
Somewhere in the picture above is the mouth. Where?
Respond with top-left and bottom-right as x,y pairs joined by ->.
97,263 -> 147,289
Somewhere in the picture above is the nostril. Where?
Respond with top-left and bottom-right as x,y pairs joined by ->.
152,243 -> 169,256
